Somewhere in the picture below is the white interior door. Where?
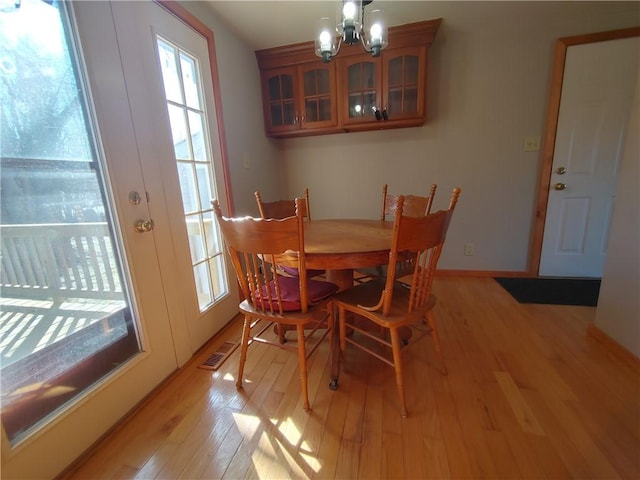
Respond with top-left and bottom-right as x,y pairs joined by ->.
110,1 -> 238,360
1,2 -> 237,478
1,2 -> 179,478
539,37 -> 639,278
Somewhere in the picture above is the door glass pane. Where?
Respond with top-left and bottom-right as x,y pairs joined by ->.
303,70 -> 317,95
363,62 -> 375,88
195,163 -> 213,211
156,36 -> 228,312
317,68 -> 329,94
0,0 -> 140,444
157,40 -> 183,104
268,76 -> 282,101
193,261 -> 212,309
303,68 -> 331,124
270,104 -> 284,126
387,55 -> 419,115
347,63 -> 361,90
177,162 -> 198,213
168,104 -> 191,160
186,213 -> 206,263
388,56 -> 403,85
280,74 -> 294,99
267,73 -> 297,127
283,101 -> 296,124
347,62 -> 376,119
388,88 -> 402,114
188,110 -> 206,161
179,52 -> 200,109
405,55 -> 419,84
319,98 -> 331,120
305,99 -> 319,122
404,87 -> 418,113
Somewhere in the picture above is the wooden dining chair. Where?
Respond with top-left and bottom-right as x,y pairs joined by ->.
333,187 -> 461,417
212,198 -> 338,411
255,188 -> 311,221
255,188 -> 324,281
355,183 -> 438,283
380,183 -> 437,220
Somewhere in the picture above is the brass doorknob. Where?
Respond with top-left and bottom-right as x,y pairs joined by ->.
134,219 -> 155,233
554,182 -> 567,191
556,167 -> 567,175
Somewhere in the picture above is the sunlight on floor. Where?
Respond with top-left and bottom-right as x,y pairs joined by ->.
277,416 -> 302,446
232,411 -> 261,437
232,408 -> 321,478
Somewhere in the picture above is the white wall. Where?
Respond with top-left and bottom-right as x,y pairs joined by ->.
178,1 -> 283,216
277,2 -> 639,271
594,79 -> 640,358
184,1 -> 638,273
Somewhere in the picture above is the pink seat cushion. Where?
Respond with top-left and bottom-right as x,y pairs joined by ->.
256,275 -> 338,311
280,266 -> 325,278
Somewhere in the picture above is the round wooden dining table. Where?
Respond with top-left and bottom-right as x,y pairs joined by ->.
303,219 -> 394,290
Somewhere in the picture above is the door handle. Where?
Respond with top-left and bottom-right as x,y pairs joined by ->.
554,183 -> 567,191
134,219 -> 155,233
556,167 -> 567,175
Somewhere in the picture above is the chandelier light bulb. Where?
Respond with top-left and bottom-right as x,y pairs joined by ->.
319,30 -> 332,50
342,1 -> 357,23
370,23 -> 382,41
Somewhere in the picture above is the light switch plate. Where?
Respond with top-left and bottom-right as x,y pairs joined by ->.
524,136 -> 541,151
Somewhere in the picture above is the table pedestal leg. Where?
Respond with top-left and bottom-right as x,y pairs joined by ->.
326,269 -> 354,291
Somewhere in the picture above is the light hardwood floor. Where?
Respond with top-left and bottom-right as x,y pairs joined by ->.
60,277 -> 640,479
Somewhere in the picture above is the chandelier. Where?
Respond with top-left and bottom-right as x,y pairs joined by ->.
315,0 -> 388,63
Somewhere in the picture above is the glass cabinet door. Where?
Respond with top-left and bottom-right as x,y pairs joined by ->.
300,64 -> 337,128
263,67 -> 298,132
339,56 -> 381,124
383,46 -> 426,120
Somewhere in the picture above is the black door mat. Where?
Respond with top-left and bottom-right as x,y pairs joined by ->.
198,341 -> 239,371
494,277 -> 601,306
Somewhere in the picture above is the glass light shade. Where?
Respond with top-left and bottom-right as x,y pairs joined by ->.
363,9 -> 388,56
315,17 -> 339,62
336,0 -> 362,45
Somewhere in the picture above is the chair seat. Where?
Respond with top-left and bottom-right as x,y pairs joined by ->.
257,275 -> 338,311
239,298 -> 330,324
334,280 -> 436,327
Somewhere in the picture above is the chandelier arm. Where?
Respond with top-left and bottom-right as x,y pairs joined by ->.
335,35 -> 343,58
360,2 -> 367,47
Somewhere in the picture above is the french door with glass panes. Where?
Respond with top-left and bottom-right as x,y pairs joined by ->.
0,2 -> 237,478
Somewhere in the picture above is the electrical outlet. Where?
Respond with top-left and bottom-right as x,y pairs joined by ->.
464,243 -> 474,256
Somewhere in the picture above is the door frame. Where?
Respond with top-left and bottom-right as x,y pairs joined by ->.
528,26 -> 640,276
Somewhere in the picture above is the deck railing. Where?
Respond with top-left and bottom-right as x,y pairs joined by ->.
0,223 -> 123,301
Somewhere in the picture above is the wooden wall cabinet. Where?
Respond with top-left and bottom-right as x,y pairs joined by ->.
256,18 -> 441,138
337,45 -> 427,130
259,63 -> 338,136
